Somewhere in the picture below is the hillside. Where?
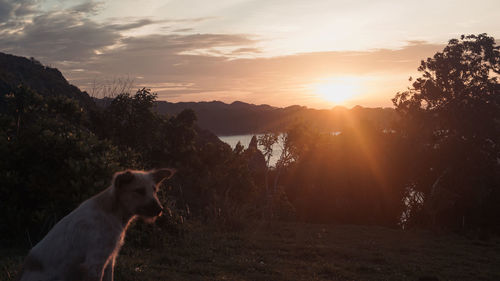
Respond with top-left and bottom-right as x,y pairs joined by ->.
94,97 -> 397,136
3,222 -> 499,281
154,101 -> 397,135
0,52 -> 94,109
119,223 -> 500,281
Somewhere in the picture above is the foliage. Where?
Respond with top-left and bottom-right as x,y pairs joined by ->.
0,86 -> 140,245
92,88 -> 263,233
0,52 -> 95,109
280,122 -> 407,226
258,133 -> 279,167
392,33 -> 500,231
0,84 -> 264,247
92,88 -> 199,169
393,33 -> 499,141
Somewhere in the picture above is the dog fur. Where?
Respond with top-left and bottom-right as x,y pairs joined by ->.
19,168 -> 176,281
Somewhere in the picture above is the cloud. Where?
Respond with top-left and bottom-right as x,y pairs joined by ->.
0,1 -> 110,58
0,0 -> 37,23
0,0 -> 35,18
0,11 -> 120,61
231,47 -> 262,55
0,0 -> 251,64
164,16 -> 215,23
64,38 -> 443,108
69,0 -> 103,15
0,0 -> 445,107
107,18 -> 158,31
117,33 -> 256,53
172,28 -> 194,33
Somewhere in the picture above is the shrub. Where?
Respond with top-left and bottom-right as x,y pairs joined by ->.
0,86 -> 140,246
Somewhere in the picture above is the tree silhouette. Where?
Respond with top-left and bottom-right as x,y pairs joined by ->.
393,34 -> 500,231
393,33 -> 499,141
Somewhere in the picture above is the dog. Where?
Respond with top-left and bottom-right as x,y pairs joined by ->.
19,168 -> 176,281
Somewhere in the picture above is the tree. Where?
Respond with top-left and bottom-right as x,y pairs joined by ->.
100,88 -> 159,150
94,88 -> 199,168
258,129 -> 305,220
393,33 -> 499,141
393,34 -> 500,231
257,133 -> 278,192
0,86 -> 139,245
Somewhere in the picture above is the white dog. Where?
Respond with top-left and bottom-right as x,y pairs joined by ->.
19,168 -> 176,281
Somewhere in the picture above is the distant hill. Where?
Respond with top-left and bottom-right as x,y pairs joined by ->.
0,52 -> 94,108
153,100 -> 397,135
94,98 -> 397,136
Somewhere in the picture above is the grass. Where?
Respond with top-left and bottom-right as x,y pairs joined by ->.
2,222 -> 500,281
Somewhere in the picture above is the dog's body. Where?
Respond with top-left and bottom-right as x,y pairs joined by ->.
19,168 -> 175,281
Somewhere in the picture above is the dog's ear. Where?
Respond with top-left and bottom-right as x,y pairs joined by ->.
114,170 -> 135,189
151,168 -> 176,185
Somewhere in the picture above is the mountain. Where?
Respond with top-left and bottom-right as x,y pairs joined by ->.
154,100 -> 397,135
0,52 -> 94,108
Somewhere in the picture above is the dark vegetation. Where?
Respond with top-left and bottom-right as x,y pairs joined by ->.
0,34 -> 499,280
0,53 -> 94,109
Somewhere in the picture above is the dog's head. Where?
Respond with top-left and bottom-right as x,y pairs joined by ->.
112,168 -> 176,220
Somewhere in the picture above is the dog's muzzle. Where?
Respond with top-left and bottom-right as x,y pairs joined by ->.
138,201 -> 163,217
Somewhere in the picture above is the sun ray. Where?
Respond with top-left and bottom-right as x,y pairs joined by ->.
311,76 -> 365,105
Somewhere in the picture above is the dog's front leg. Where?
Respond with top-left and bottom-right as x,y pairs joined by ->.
84,251 -> 112,281
102,256 -> 115,281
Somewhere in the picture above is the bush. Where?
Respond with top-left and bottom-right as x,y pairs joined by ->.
0,86 -> 140,246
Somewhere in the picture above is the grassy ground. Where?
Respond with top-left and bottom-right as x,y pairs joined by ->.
2,222 -> 500,281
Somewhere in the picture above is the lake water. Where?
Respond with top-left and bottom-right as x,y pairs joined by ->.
219,132 -> 342,167
218,134 -> 283,167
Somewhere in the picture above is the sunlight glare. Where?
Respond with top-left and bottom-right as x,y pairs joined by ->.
312,76 -> 364,105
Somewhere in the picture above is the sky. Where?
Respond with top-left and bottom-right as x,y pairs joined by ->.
1,0 -> 499,108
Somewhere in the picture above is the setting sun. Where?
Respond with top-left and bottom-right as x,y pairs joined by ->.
312,76 -> 364,105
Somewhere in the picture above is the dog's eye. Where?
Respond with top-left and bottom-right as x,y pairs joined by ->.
133,188 -> 146,196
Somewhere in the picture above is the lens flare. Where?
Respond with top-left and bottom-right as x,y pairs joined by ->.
312,76 -> 364,105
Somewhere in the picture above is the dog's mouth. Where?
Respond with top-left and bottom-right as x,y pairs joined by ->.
136,202 -> 163,218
